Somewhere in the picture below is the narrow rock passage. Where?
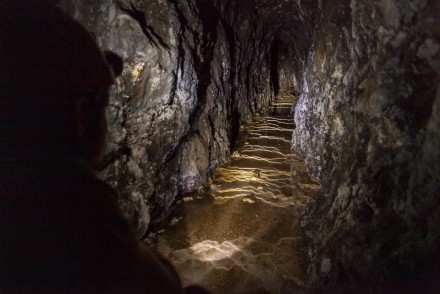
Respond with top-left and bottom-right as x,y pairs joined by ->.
156,91 -> 319,293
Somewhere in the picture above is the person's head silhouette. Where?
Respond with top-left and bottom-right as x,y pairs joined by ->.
0,2 -> 210,293
0,1 -> 122,169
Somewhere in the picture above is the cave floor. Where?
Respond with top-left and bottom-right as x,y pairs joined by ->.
155,92 -> 319,293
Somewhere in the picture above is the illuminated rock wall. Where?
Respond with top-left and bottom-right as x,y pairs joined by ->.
59,0 -> 279,237
59,0 -> 440,291
292,0 -> 440,291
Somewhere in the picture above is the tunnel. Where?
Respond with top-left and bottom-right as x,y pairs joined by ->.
56,0 -> 439,292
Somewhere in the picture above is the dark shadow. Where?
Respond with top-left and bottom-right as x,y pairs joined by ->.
270,40 -> 280,97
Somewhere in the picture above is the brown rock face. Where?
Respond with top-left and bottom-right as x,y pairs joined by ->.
58,0 -> 439,292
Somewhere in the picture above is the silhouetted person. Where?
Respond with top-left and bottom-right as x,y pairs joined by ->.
0,2 -> 208,293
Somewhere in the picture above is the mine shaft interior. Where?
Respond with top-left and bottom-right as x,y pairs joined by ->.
7,0 -> 440,293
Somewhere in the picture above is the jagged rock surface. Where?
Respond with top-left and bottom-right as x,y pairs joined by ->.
58,0 -> 440,291
292,0 -> 440,291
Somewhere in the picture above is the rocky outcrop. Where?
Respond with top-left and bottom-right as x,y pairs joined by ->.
292,0 -> 440,291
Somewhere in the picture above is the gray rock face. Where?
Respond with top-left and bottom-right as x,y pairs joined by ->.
292,0 -> 440,291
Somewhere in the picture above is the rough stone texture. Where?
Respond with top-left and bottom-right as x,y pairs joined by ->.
292,0 -> 440,291
59,0 -> 308,237
56,0 -> 440,291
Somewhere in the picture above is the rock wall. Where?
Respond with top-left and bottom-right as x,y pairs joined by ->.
56,0 -> 440,290
59,0 -> 278,237
292,0 -> 440,291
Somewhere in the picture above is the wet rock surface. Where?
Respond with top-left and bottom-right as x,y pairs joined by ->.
292,0 -> 440,291
156,93 -> 319,293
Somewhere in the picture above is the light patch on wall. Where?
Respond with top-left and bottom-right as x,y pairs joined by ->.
131,62 -> 145,82
127,157 -> 144,180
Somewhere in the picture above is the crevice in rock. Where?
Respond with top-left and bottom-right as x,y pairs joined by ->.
270,39 -> 280,97
220,18 -> 240,152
